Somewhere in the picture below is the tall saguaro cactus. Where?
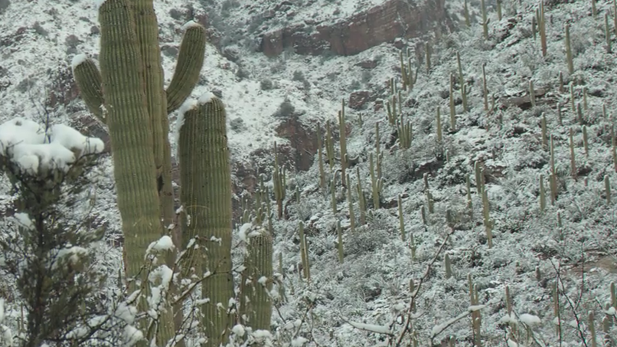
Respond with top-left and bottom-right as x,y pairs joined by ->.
179,95 -> 234,345
72,0 -> 208,345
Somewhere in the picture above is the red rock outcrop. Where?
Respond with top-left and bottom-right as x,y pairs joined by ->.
259,0 -> 449,57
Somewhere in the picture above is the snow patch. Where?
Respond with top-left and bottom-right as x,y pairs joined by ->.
181,20 -> 201,31
231,324 -> 245,337
291,336 -> 308,346
238,222 -> 252,242
12,213 -> 33,230
146,235 -> 175,256
519,313 -> 541,326
93,0 -> 107,10
54,246 -> 88,270
0,118 -> 104,174
71,53 -> 88,70
122,325 -> 143,347
198,92 -> 215,105
348,321 -> 390,334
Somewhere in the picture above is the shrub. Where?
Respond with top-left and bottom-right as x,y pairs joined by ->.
272,98 -> 295,118
260,79 -> 274,90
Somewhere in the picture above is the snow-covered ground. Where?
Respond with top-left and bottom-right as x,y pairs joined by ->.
0,0 -> 616,345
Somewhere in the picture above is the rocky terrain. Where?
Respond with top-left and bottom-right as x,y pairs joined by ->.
1,0 -> 616,345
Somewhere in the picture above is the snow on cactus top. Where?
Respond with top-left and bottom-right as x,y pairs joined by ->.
93,0 -> 108,11
197,91 -> 216,105
0,118 -> 105,175
181,20 -> 201,32
70,53 -> 89,70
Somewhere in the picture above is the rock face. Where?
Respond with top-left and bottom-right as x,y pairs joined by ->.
349,91 -> 372,110
259,0 -> 449,57
275,118 -> 318,172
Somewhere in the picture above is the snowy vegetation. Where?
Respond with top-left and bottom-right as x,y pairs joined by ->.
0,0 -> 616,346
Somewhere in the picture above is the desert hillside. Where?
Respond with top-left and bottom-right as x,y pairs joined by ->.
0,0 -> 616,346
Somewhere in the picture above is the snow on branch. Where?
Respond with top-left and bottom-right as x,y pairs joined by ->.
431,305 -> 486,340
0,118 -> 104,175
347,321 -> 393,335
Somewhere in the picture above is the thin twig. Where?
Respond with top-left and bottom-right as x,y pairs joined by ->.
394,227 -> 456,346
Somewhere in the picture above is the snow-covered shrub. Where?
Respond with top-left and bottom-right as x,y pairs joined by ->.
344,225 -> 390,257
0,118 -> 125,345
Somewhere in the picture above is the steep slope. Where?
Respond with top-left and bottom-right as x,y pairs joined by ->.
0,0 -> 616,346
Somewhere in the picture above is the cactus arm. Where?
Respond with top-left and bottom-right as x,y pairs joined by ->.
166,23 -> 207,114
179,95 -> 233,347
71,56 -> 105,123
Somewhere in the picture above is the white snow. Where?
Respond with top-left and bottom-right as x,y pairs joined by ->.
145,235 -> 175,256
115,302 -> 138,324
499,313 -> 517,324
231,324 -> 246,337
49,124 -> 104,155
0,119 -> 104,174
197,92 -> 215,105
238,222 -> 252,242
122,325 -> 144,347
174,101 -> 190,145
181,20 -> 200,31
11,142 -> 75,174
93,0 -> 107,10
71,53 -> 89,70
1,0 -> 617,345
291,336 -> 308,346
519,313 -> 541,326
347,321 -> 390,334
250,329 -> 272,340
54,246 -> 88,269
12,213 -> 33,230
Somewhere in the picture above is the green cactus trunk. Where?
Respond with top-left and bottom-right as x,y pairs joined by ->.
98,0 -> 163,331
179,96 -> 234,346
128,1 -> 176,341
240,228 -> 273,330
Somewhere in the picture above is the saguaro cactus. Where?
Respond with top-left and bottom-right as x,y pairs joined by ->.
179,95 -> 234,345
240,227 -> 274,330
72,0 -> 209,344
